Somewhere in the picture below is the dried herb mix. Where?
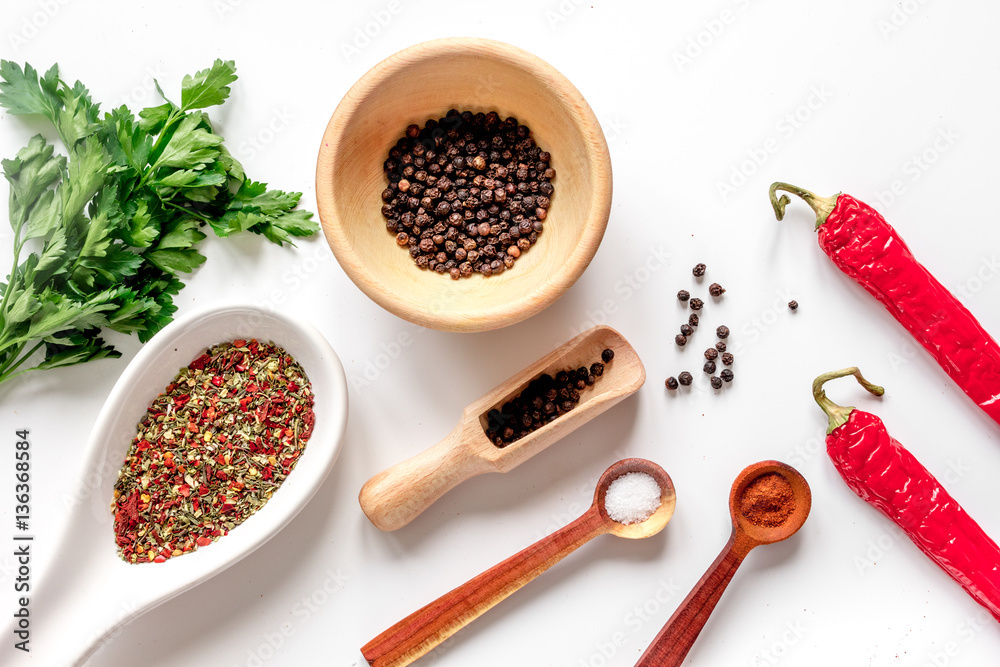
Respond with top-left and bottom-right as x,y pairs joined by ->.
112,339 -> 315,564
485,349 -> 614,448
380,109 -> 556,279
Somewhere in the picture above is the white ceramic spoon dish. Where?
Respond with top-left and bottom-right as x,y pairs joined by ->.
2,304 -> 348,666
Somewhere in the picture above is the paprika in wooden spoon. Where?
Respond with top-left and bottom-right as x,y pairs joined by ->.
635,461 -> 810,667
814,367 -> 1000,622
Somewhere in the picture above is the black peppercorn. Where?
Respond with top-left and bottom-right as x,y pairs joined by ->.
382,112 -> 555,279
716,325 -> 730,339
709,376 -> 722,389
703,360 -> 716,374
720,368 -> 734,383
590,362 -> 605,377
675,334 -> 687,346
721,352 -> 734,366
715,341 -> 727,353
708,282 -> 725,297
602,348 -> 614,363
788,300 -> 799,311
692,263 -> 706,277
678,371 -> 693,386
688,313 -> 699,327
665,377 -> 679,390
704,348 -> 718,361
689,298 -> 704,311
677,290 -> 690,302
680,324 -> 693,337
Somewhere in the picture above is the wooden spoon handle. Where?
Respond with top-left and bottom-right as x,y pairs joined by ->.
359,424 -> 494,531
635,532 -> 749,667
362,508 -> 608,667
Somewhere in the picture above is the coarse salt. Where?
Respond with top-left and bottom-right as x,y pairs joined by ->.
605,472 -> 661,525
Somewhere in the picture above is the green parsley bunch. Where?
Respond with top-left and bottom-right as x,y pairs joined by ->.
0,60 -> 317,387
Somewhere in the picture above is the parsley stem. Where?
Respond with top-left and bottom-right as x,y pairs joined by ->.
137,108 -> 184,191
0,223 -> 24,323
0,340 -> 42,384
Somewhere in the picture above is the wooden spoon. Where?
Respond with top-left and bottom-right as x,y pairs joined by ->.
359,325 -> 645,531
634,460 -> 811,667
362,458 -> 676,667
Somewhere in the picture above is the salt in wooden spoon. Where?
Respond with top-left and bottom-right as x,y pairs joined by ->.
359,325 -> 645,531
361,458 -> 675,667
635,460 -> 811,667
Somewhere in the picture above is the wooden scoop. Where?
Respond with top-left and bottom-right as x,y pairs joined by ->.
362,458 -> 676,667
635,460 -> 811,667
359,325 -> 645,531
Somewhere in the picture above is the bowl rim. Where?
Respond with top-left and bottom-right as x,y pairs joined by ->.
315,36 -> 613,333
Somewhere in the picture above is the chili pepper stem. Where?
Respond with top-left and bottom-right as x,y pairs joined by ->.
812,367 -> 885,434
769,182 -> 840,229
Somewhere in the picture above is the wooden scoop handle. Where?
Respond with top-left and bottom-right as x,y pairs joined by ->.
362,507 -> 607,667
359,423 -> 495,531
635,531 -> 753,667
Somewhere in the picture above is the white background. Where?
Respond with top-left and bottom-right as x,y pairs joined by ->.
2,1 -> 1000,665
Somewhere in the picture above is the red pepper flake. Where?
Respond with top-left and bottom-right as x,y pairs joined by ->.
233,339 -> 246,348
211,375 -> 224,387
189,353 -> 212,370
196,536 -> 213,547
177,484 -> 192,497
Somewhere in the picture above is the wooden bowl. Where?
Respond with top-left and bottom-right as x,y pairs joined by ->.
316,37 -> 613,332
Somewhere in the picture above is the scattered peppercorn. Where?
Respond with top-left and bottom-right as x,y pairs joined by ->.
675,334 -> 687,346
704,360 -> 717,374
677,290 -> 690,302
715,341 -> 727,353
716,325 -> 730,339
379,110 -> 555,279
721,368 -> 734,383
709,283 -> 725,297
680,324 -> 693,337
678,371 -> 693,386
602,348 -> 615,363
689,298 -> 704,311
704,348 -> 718,361
688,313 -> 699,327
721,352 -> 734,366
788,300 -> 799,311
665,377 -> 679,390
692,263 -> 706,277
710,376 -> 723,390
590,362 -> 605,377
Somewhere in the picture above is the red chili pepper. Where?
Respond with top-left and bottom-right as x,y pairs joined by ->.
814,367 -> 1000,621
772,182 -> 1000,425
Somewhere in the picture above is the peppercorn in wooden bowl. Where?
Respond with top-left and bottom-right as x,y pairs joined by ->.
316,37 -> 612,332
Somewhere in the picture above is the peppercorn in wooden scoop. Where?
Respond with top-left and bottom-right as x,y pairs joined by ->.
358,325 -> 645,531
635,460 -> 811,667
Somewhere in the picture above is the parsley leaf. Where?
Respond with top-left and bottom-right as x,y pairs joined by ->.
181,59 -> 238,111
